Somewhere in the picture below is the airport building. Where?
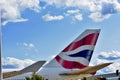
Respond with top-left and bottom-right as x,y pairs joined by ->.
86,70 -> 120,80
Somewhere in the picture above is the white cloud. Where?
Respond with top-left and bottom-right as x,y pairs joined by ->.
91,58 -> 120,74
2,18 -> 28,26
1,0 -> 120,25
42,0 -> 120,22
98,50 -> 120,60
90,50 -> 120,74
29,43 -> 35,48
2,57 -> 35,69
17,42 -> 35,49
74,14 -> 83,21
23,42 -> 35,48
42,14 -> 64,21
67,9 -> 80,15
66,9 -> 83,21
89,12 -> 111,22
16,42 -> 38,53
0,0 -> 41,25
43,0 -> 96,10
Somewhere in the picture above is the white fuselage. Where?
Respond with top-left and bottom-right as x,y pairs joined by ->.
38,67 -> 78,80
3,67 -> 92,80
3,59 -> 92,80
38,67 -> 93,80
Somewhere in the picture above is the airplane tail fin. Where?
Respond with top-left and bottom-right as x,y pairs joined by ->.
20,61 -> 46,73
3,61 -> 46,79
45,29 -> 100,69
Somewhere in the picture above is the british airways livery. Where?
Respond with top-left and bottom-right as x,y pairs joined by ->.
4,29 -> 112,80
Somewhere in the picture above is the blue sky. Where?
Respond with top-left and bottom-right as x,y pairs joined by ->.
1,0 -> 120,74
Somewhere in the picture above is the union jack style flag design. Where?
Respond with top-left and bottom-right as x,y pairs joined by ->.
55,29 -> 100,69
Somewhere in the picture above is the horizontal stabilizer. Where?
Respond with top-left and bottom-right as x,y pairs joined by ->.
60,63 -> 112,75
3,61 -> 46,79
20,61 -> 46,73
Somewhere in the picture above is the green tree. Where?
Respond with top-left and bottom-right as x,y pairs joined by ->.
26,72 -> 44,80
26,77 -> 31,80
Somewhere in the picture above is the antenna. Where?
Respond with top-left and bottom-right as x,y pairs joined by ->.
0,9 -> 2,80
